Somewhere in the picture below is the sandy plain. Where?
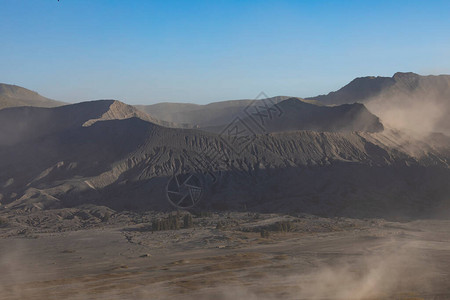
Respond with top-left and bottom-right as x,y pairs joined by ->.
0,210 -> 449,300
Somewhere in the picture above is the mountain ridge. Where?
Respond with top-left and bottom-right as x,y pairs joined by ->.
0,83 -> 66,109
306,72 -> 450,105
201,97 -> 383,134
0,99 -> 449,218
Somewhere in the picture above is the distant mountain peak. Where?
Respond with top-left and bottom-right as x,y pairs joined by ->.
306,76 -> 395,106
0,83 -> 65,110
393,71 -> 420,80
279,97 -> 305,104
81,99 -> 157,127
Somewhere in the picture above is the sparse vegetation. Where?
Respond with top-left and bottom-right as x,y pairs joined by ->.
260,229 -> 270,238
152,213 -> 195,231
274,220 -> 295,232
102,212 -> 111,222
0,216 -> 8,227
152,214 -> 181,231
194,211 -> 213,218
216,221 -> 224,230
183,214 -> 193,228
253,220 -> 296,235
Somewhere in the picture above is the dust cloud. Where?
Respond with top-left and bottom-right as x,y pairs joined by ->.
287,241 -> 434,300
190,240 -> 435,300
0,239 -> 432,300
366,93 -> 449,137
0,241 -> 46,300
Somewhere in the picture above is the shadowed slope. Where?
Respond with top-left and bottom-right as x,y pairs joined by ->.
0,99 -> 180,146
259,98 -> 383,133
0,100 -> 448,218
202,98 -> 383,134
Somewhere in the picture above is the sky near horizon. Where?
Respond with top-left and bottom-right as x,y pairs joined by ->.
1,0 -> 449,104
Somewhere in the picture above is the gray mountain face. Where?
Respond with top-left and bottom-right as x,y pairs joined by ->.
135,96 -> 292,127
307,72 -> 450,134
137,96 -> 382,134
201,98 -> 383,134
0,99 -> 449,219
0,83 -> 65,110
0,99 -> 194,146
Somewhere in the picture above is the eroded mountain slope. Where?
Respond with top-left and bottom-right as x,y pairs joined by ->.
0,100 -> 449,218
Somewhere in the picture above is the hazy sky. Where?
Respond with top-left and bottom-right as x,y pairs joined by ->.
1,0 -> 449,104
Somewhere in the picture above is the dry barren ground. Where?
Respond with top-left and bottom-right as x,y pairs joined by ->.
0,210 -> 449,300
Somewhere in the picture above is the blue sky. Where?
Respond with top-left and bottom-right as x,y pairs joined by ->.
1,0 -> 449,104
